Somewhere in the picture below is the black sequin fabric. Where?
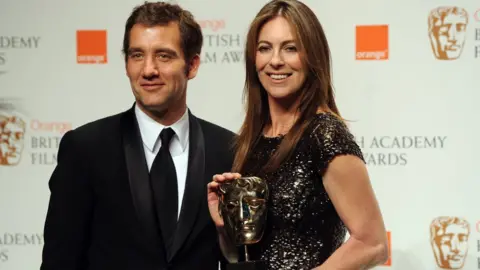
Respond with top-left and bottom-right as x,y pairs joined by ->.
242,112 -> 365,270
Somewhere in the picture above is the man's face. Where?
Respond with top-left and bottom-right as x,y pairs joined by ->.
430,13 -> 468,60
0,116 -> 25,165
219,178 -> 268,245
432,223 -> 469,269
125,22 -> 199,115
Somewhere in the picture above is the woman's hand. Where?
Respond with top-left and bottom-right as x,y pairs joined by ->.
207,172 -> 241,227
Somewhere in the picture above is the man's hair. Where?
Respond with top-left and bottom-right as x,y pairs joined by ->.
122,1 -> 203,62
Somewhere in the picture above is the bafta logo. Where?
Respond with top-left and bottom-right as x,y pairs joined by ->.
430,216 -> 470,269
0,102 -> 26,166
428,7 -> 469,60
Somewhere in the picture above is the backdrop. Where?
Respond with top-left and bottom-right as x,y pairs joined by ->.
0,0 -> 478,269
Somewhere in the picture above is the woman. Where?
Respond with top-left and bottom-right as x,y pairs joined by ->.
207,0 -> 388,269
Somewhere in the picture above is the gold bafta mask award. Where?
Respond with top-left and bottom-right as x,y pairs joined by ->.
218,176 -> 269,270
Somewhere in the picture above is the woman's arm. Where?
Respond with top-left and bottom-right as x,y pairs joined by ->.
314,155 -> 388,270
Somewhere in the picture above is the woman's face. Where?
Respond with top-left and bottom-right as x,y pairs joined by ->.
255,16 -> 306,101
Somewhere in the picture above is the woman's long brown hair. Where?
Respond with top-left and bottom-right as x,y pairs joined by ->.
232,0 -> 340,173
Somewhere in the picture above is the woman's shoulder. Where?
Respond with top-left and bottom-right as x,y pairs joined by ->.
308,112 -> 351,139
305,112 -> 364,172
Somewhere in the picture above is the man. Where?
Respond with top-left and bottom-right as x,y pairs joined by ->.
40,2 -> 235,269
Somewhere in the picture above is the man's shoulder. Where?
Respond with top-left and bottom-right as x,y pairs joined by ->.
65,109 -> 129,144
196,116 -> 236,138
195,116 -> 236,167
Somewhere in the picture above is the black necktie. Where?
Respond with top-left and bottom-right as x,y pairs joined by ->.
150,127 -> 178,252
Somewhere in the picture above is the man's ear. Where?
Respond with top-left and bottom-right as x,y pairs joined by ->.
186,54 -> 200,79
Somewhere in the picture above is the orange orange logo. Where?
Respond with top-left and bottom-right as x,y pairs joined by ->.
355,25 -> 389,60
383,231 -> 392,266
76,30 -> 107,64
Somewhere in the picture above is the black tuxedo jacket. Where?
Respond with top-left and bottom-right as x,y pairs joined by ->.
40,106 -> 235,270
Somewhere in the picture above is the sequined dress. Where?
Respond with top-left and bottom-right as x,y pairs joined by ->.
242,112 -> 364,270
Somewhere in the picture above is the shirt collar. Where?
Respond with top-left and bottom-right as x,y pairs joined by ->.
134,103 -> 189,153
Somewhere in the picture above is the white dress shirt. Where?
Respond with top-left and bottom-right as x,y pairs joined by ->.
134,104 -> 189,219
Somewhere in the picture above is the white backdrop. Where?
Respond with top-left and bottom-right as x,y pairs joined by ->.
0,0 -> 478,269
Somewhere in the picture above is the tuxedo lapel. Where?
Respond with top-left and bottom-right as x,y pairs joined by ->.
121,107 -> 162,248
169,111 -> 206,261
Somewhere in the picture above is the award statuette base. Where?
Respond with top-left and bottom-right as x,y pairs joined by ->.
226,245 -> 266,270
226,261 -> 267,270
